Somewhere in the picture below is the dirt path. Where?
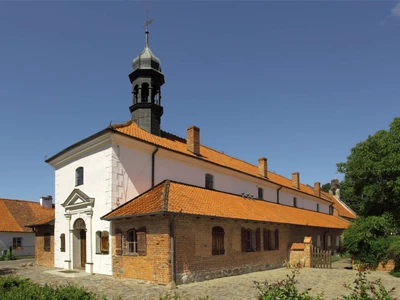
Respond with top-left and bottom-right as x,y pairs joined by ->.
1,258 -> 399,299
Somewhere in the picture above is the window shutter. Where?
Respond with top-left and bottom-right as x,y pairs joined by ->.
255,228 -> 261,251
101,231 -> 109,253
266,230 -> 271,250
115,232 -> 122,255
241,228 -> 247,252
137,227 -> 147,256
274,229 -> 279,250
60,234 -> 65,252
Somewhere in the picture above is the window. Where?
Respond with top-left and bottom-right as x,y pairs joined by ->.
44,233 -> 51,252
336,235 -> 340,247
255,228 -> 261,251
263,229 -> 271,250
316,203 -> 320,212
327,235 -> 332,247
274,229 -> 279,250
60,234 -> 65,252
126,227 -> 146,256
96,231 -> 109,254
212,226 -> 225,255
293,197 -> 297,208
258,188 -> 264,200
115,229 -> 123,255
13,237 -> 22,250
205,174 -> 214,190
241,228 -> 253,252
317,235 -> 321,247
75,167 -> 84,186
329,205 -> 334,215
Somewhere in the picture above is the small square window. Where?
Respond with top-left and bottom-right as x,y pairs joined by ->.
13,237 -> 22,250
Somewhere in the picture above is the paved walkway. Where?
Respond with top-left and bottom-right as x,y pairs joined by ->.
1,259 -> 399,299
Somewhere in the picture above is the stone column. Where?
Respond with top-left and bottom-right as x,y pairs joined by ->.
85,210 -> 94,274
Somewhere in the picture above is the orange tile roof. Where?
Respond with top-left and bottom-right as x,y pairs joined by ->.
321,192 -> 356,220
291,243 -> 306,251
111,121 -> 332,203
0,198 -> 55,233
102,181 -> 350,229
26,214 -> 55,227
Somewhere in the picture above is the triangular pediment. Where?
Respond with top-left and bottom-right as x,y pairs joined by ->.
62,189 -> 95,210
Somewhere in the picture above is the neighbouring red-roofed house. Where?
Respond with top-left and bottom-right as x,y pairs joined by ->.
0,197 -> 54,257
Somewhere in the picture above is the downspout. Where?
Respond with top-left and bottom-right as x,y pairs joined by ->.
170,214 -> 177,285
276,186 -> 282,204
151,146 -> 159,188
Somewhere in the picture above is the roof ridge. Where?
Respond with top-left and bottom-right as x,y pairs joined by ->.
0,198 -> 37,203
110,120 -> 133,129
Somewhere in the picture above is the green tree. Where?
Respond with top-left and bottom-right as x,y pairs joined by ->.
337,117 -> 400,225
321,183 -> 331,193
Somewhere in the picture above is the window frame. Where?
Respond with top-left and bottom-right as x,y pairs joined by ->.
60,234 -> 65,252
205,173 -> 214,190
75,167 -> 84,186
125,227 -> 146,256
212,226 -> 225,255
12,237 -> 22,250
258,188 -> 264,200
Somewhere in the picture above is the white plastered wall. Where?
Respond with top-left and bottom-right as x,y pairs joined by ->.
0,232 -> 35,256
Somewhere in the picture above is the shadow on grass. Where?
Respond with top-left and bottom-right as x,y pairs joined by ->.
0,267 -> 16,276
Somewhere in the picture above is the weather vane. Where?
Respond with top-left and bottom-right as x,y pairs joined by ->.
144,8 -> 153,32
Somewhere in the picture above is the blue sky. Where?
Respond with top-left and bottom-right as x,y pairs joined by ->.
1,1 -> 399,201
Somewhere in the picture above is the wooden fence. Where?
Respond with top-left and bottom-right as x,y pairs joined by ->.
311,245 -> 332,269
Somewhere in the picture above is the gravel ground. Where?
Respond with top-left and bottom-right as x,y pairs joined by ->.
1,258 -> 399,299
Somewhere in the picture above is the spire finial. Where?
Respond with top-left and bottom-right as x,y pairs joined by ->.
144,8 -> 153,48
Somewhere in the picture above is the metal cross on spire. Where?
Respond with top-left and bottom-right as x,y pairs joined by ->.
143,8 -> 154,48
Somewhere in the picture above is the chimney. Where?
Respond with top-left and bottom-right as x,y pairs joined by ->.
258,157 -> 268,178
314,182 -> 321,197
187,126 -> 200,155
292,172 -> 300,189
40,195 -> 53,208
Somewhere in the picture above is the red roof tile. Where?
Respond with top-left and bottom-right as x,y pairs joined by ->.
0,198 -> 55,233
321,192 -> 356,220
103,181 -> 350,229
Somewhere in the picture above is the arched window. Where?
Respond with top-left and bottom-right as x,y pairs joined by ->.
75,167 -> 84,186
133,85 -> 139,104
205,174 -> 214,190
212,226 -> 224,255
73,218 -> 86,230
141,83 -> 149,102
60,234 -> 65,252
44,233 -> 51,252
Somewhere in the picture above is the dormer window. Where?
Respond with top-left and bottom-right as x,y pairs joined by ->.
205,174 -> 214,190
293,197 -> 297,208
258,187 -> 264,200
75,167 -> 84,186
317,203 -> 320,212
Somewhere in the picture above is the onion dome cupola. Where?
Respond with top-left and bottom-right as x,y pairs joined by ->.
129,20 -> 165,136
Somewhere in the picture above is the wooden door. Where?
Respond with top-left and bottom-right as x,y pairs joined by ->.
80,230 -> 86,267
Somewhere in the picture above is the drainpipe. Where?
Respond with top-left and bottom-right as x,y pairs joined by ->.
151,147 -> 159,188
276,186 -> 282,204
170,214 -> 177,285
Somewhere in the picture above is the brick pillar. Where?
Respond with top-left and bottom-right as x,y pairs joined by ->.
258,157 -> 268,178
292,172 -> 300,189
303,236 -> 312,268
187,126 -> 200,155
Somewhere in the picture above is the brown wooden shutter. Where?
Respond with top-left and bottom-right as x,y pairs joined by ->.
255,228 -> 261,251
266,230 -> 271,250
241,228 -> 247,252
101,231 -> 109,253
115,231 -> 122,255
274,229 -> 279,250
137,227 -> 147,256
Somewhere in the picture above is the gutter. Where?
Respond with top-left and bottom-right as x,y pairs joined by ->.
151,147 -> 159,188
276,186 -> 282,204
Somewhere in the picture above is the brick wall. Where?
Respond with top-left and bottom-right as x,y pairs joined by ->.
34,226 -> 54,268
112,216 -> 172,284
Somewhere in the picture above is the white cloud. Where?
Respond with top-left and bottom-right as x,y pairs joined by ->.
391,2 -> 400,17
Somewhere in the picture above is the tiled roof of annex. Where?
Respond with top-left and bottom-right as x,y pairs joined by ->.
0,198 -> 55,233
26,214 -> 55,227
111,121 -> 332,203
102,180 -> 350,229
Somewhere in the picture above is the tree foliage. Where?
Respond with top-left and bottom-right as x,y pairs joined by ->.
321,183 -> 331,193
337,117 -> 400,224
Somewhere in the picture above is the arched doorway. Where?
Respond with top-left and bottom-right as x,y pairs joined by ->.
73,218 -> 86,269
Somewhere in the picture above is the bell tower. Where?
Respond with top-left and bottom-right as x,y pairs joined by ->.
129,12 -> 165,136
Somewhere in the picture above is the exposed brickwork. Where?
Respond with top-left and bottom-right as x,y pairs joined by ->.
376,259 -> 395,271
290,236 -> 312,268
111,216 -> 172,284
314,182 -> 320,197
292,172 -> 300,189
34,226 -> 54,268
186,126 -> 200,155
258,157 -> 267,178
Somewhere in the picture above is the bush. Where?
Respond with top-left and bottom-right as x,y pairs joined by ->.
342,216 -> 394,269
254,269 -> 323,300
158,293 -> 208,300
339,270 -> 396,300
0,276 -> 107,300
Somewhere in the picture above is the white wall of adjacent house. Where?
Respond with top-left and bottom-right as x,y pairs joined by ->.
53,142 -> 113,275
113,137 -> 330,214
0,232 -> 35,256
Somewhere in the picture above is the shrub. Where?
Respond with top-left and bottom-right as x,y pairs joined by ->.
342,216 -> 394,269
158,293 -> 208,300
254,269 -> 323,300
